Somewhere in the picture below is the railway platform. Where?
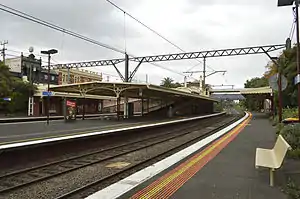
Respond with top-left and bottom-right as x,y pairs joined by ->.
89,113 -> 290,199
0,112 -> 224,151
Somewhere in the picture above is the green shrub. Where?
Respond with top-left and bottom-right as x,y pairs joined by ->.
276,123 -> 284,135
283,108 -> 298,120
285,178 -> 300,199
280,124 -> 300,159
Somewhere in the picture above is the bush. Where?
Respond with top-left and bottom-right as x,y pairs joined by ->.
276,123 -> 284,135
280,124 -> 300,159
283,108 -> 298,120
285,178 -> 300,199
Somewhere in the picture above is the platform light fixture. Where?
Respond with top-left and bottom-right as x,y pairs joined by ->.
41,49 -> 58,125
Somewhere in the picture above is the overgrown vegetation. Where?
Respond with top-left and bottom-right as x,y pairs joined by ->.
285,178 -> 300,199
280,123 -> 300,159
276,107 -> 300,197
0,61 -> 37,116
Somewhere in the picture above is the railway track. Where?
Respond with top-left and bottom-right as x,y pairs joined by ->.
0,115 -> 238,199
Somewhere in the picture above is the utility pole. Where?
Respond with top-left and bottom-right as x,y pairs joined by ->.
295,0 -> 300,121
1,40 -> 8,64
203,57 -> 206,91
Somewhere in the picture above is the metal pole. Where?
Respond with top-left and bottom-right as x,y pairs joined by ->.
125,53 -> 129,82
141,98 -> 144,116
117,97 -> 120,121
124,53 -> 129,118
47,54 -> 51,125
278,73 -> 283,122
1,41 -> 8,65
203,57 -> 206,92
82,98 -> 86,120
67,66 -> 70,84
295,0 -> 300,120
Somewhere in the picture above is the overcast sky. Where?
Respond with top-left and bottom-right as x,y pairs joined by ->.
0,0 -> 295,88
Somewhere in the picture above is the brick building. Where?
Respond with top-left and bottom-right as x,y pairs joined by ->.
56,68 -> 102,85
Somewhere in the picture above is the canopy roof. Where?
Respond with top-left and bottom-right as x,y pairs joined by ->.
211,86 -> 272,95
210,93 -> 246,100
49,81 -> 218,102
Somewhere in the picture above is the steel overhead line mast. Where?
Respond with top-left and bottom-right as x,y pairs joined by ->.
51,44 -> 286,83
129,44 -> 286,63
53,44 -> 286,69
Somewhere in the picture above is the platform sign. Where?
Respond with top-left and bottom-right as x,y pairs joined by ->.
65,100 -> 76,121
294,74 -> 300,85
42,91 -> 53,96
3,97 -> 11,101
66,100 -> 76,107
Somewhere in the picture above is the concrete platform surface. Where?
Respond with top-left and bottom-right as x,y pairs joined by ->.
0,116 -> 180,145
120,113 -> 288,199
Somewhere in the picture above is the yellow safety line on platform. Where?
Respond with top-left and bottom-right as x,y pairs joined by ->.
131,113 -> 252,199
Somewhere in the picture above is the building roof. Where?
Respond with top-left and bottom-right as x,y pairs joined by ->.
49,81 -> 218,102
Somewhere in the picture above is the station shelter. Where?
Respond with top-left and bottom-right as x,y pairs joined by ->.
210,86 -> 273,113
49,81 -> 219,119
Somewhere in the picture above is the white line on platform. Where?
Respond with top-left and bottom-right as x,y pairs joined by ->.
0,114 -> 116,125
86,112 -> 249,199
0,122 -> 142,139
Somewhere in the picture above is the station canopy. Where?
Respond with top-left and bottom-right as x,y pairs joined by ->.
210,93 -> 246,100
211,86 -> 272,95
49,81 -> 218,102
210,86 -> 273,100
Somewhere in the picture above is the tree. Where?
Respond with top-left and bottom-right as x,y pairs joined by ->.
244,77 -> 268,88
160,77 -> 182,88
160,77 -> 174,88
0,63 -> 13,98
265,45 -> 297,108
0,61 -> 37,115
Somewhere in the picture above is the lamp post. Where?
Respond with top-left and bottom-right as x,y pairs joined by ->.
278,0 -> 300,120
41,49 -> 58,125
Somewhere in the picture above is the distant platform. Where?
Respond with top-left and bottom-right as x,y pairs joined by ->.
0,112 -> 224,150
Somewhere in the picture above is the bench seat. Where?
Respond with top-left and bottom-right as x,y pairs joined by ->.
255,148 -> 278,169
255,135 -> 291,186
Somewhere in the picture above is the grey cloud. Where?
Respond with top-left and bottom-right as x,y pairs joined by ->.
0,0 -> 292,87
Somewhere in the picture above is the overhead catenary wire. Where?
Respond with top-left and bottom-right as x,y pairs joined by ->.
105,0 -> 216,72
0,3 -> 125,55
0,3 -> 188,78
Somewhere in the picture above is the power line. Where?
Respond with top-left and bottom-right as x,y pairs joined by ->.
7,49 -> 49,58
105,0 -> 216,72
0,3 -> 188,78
0,3 -> 125,55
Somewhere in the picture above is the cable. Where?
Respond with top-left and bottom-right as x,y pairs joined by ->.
0,3 -> 125,55
105,0 -> 216,72
1,4 -> 188,78
7,49 -> 49,58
